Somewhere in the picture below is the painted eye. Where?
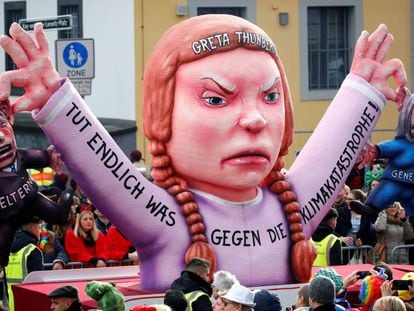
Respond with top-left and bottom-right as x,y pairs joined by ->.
264,92 -> 279,104
203,96 -> 228,107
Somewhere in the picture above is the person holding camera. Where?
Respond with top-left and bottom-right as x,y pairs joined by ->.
380,272 -> 414,311
374,202 -> 414,264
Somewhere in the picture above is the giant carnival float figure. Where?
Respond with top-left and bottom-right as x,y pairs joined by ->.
0,99 -> 72,272
0,15 -> 406,290
350,87 -> 414,221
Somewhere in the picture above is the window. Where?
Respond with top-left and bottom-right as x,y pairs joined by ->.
308,7 -> 349,90
197,7 -> 244,17
4,1 -> 26,95
188,0 -> 256,22
300,0 -> 362,100
58,0 -> 82,39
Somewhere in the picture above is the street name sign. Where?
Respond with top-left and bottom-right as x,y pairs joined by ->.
19,15 -> 72,31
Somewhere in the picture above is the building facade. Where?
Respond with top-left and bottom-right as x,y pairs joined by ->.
1,0 -> 412,165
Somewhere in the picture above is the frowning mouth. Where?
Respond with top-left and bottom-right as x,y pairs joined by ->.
222,150 -> 271,165
0,144 -> 12,157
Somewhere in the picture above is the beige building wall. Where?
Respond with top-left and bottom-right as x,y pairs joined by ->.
135,0 -> 411,167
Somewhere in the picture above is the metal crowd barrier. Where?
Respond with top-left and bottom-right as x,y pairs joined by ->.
341,245 -> 376,264
43,258 -> 135,270
390,244 -> 414,264
0,271 -> 7,307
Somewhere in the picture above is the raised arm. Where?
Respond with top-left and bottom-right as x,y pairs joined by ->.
0,22 -> 180,247
287,24 -> 407,238
350,24 -> 406,100
0,23 -> 60,112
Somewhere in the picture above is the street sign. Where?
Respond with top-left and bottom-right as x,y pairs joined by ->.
19,15 -> 72,31
56,39 -> 95,80
71,79 -> 92,96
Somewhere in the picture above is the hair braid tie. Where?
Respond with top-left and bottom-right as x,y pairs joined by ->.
289,223 -> 303,233
151,154 -> 171,168
283,202 -> 300,213
189,222 -> 205,235
156,176 -> 182,189
152,167 -> 173,181
168,184 -> 185,196
191,233 -> 207,243
186,213 -> 203,225
279,191 -> 297,204
180,202 -> 198,216
175,191 -> 194,204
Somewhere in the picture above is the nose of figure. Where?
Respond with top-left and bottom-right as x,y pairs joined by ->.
239,109 -> 267,133
0,131 -> 5,142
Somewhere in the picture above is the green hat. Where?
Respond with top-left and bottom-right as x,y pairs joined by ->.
314,267 -> 344,294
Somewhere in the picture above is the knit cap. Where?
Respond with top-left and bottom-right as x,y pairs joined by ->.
314,267 -> 344,294
253,289 -> 281,311
309,276 -> 335,305
359,275 -> 386,311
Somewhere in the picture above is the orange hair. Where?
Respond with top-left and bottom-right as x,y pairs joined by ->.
143,14 -> 315,282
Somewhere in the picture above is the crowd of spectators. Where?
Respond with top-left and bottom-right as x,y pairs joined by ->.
310,163 -> 414,267
36,176 -> 139,269
33,259 -> 413,310
161,258 -> 414,311
0,150 -> 149,309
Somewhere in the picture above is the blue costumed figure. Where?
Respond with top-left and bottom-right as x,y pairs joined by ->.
351,87 -> 414,220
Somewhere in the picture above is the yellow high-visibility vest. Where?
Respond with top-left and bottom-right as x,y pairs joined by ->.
185,290 -> 209,311
311,234 -> 341,267
5,244 -> 43,311
28,167 -> 54,186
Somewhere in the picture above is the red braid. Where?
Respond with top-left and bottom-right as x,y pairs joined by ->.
267,158 -> 317,283
149,142 -> 217,278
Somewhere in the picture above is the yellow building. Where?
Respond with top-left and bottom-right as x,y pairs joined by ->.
135,0 -> 412,166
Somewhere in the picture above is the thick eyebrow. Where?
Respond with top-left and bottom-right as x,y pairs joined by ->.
261,75 -> 280,93
201,75 -> 236,95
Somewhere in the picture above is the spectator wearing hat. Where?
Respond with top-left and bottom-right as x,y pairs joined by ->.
399,272 -> 414,310
5,217 -> 43,310
313,267 -> 358,310
170,257 -> 212,311
47,285 -> 83,311
359,268 -> 388,311
164,289 -> 188,311
380,271 -> 414,311
374,261 -> 393,281
212,271 -> 239,311
308,276 -> 337,311
220,283 -> 256,311
253,289 -> 281,311
212,270 -> 239,300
